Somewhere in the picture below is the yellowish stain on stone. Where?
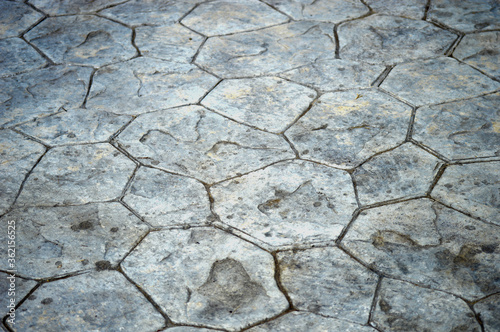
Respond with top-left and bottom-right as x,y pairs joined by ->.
492,121 -> 500,133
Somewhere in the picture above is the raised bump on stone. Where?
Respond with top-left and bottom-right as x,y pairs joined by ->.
0,38 -> 46,78
454,31 -> 500,80
0,1 -> 43,39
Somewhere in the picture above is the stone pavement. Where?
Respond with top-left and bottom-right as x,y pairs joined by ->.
0,0 -> 499,331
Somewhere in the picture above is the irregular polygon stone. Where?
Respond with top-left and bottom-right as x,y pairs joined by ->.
196,21 -> 335,78
279,59 -> 385,91
277,247 -> 378,324
0,273 -> 37,318
86,57 -> 218,115
0,203 -> 148,279
0,38 -> 46,78
372,278 -> 480,331
364,0 -> 427,19
25,15 -> 135,67
0,65 -> 92,128
342,199 -> 500,299
122,167 -> 211,227
0,1 -> 43,39
0,130 -> 45,215
122,228 -> 288,330
28,0 -> 125,15
202,77 -> 316,133
16,108 -> 131,146
212,160 -> 356,248
454,31 -> 500,80
338,15 -> 457,65
428,0 -> 500,33
10,271 -> 164,331
381,57 -> 500,106
116,105 -> 294,183
432,162 -> 500,225
475,294 -> 500,332
412,93 -> 500,160
286,89 -> 411,168
16,143 -> 135,207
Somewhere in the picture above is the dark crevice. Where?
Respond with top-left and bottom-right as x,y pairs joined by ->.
371,66 -> 393,87
20,36 -> 55,66
405,106 -> 418,141
425,162 -> 448,196
422,0 -> 432,20
333,24 -> 340,59
81,67 -> 97,109
367,276 -> 383,326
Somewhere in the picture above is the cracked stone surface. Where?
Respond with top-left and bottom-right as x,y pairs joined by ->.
364,0 -> 427,19
28,0 -> 125,15
202,77 -> 316,133
0,38 -> 46,78
0,273 -> 37,318
475,294 -> 500,332
0,1 -> 43,39
286,89 -> 412,168
454,31 -> 500,80
122,228 -> 288,330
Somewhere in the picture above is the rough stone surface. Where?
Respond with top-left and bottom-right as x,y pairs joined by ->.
0,203 -> 148,279
16,143 -> 135,207
196,21 -> 336,78
116,105 -> 294,183
278,247 -> 378,324
122,228 -> 288,330
25,15 -> 135,67
353,143 -> 440,205
381,57 -> 500,106
338,15 -> 457,65
211,160 -> 357,248
432,162 -> 500,225
28,0 -> 125,15
0,38 -> 46,78
364,0 -> 427,19
412,93 -> 500,160
166,328 -> 223,332
202,77 -> 316,133
10,271 -> 165,331
286,89 -> 411,168
0,273 -> 37,317
0,2 -> 43,39
342,199 -> 500,299
475,294 -> 500,332
122,167 -> 211,227
454,31 -> 500,80
86,57 -> 218,115
372,278 -> 481,331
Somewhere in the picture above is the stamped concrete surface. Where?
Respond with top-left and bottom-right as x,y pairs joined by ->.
0,0 -> 499,331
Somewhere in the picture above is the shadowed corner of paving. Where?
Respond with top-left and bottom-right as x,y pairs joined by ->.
0,0 -> 499,331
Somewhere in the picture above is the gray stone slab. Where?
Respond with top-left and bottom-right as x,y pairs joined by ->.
0,272 -> 37,318
454,31 -> 500,80
279,59 -> 385,91
16,108 -> 131,146
277,247 -> 378,324
413,93 -> 500,160
372,278 -> 480,331
353,143 -> 440,205
25,15 -> 135,67
28,0 -> 125,15
212,160 -> 357,248
475,294 -> 500,332
338,15 -> 457,65
123,167 -> 211,227
286,89 -> 411,168
122,228 -> 288,330
0,65 -> 92,128
428,0 -> 500,33
196,21 -> 335,78
116,105 -> 294,183
0,1 -> 43,39
10,271 -> 165,331
0,130 -> 45,215
364,0 -> 427,19
0,38 -> 46,78
381,57 -> 500,106
0,202 -> 148,279
86,57 -> 219,115
432,161 -> 500,225
202,77 -> 316,133
342,199 -> 500,299
16,143 -> 135,207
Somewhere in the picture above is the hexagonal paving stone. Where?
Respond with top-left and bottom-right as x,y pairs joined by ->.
286,89 -> 411,169
0,203 -> 148,279
86,57 -> 219,115
116,105 -> 294,183
212,160 -> 356,248
372,278 -> 480,331
412,93 -> 500,160
0,1 -> 43,39
202,77 -> 316,133
0,38 -> 46,78
432,161 -> 500,225
428,0 -> 500,33
338,15 -> 457,65
0,130 -> 45,215
16,143 -> 135,207
277,247 -> 378,324
122,228 -> 288,330
364,0 -> 427,19
342,199 -> 500,300
28,0 -> 125,15
381,57 -> 500,106
0,65 -> 92,128
475,294 -> 500,332
122,167 -> 211,227
196,21 -> 335,78
25,15 -> 135,67
454,31 -> 500,80
0,273 -> 37,318
10,271 -> 165,331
